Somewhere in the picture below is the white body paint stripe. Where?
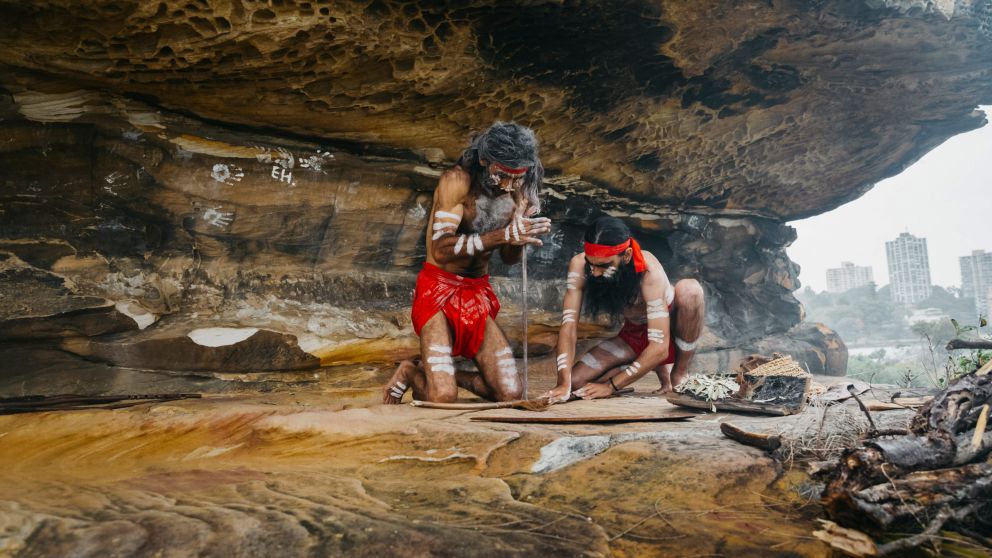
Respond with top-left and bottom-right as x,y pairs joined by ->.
675,337 -> 697,351
599,340 -> 627,359
432,230 -> 450,240
504,226 -> 511,241
580,353 -> 601,369
435,211 -> 460,221
666,287 -> 675,305
454,235 -> 465,254
647,298 -> 665,307
495,347 -> 513,357
427,356 -> 453,364
433,222 -> 457,230
647,310 -> 670,319
395,381 -> 407,389
431,364 -> 455,375
429,345 -> 451,354
473,234 -> 484,253
466,235 -> 476,256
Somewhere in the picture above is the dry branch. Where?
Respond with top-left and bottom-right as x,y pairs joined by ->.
818,372 -> 992,556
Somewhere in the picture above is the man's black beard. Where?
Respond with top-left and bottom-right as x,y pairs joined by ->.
582,260 -> 642,325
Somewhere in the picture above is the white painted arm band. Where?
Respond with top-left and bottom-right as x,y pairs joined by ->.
435,211 -> 460,221
647,328 -> 665,344
624,361 -> 642,377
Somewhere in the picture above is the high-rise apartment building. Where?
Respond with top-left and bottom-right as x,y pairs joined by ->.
886,232 -> 932,304
826,261 -> 874,293
959,249 -> 992,317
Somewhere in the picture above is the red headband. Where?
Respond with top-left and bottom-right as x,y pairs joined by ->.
492,162 -> 528,176
583,238 -> 647,273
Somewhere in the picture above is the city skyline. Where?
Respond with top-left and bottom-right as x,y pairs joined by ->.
790,106 -> 992,293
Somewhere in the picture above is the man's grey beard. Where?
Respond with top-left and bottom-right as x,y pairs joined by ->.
472,194 -> 516,234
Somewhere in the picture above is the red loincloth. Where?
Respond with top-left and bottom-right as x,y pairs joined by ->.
411,262 -> 500,358
616,304 -> 676,365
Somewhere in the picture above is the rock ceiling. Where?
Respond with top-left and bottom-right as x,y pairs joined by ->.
1,0 -> 990,219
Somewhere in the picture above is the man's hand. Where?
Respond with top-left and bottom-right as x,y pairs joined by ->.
505,214 -> 551,247
573,382 -> 615,400
541,384 -> 571,404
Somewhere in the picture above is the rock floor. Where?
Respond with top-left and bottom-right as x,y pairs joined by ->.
0,359 -> 894,557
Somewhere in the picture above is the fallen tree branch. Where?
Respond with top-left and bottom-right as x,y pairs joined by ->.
945,338 -> 992,351
876,505 -> 959,556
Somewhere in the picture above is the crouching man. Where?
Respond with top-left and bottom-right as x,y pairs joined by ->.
383,122 -> 552,404
542,216 -> 705,402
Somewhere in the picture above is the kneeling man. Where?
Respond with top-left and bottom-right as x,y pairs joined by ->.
542,216 -> 705,402
384,122 -> 551,404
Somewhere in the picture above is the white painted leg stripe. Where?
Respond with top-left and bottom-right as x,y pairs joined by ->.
580,353 -> 601,369
429,345 -> 451,354
599,341 -> 627,359
432,364 -> 455,375
396,381 -> 407,390
675,337 -> 697,351
495,347 -> 513,357
427,356 -> 453,365
647,298 -> 665,307
647,310 -> 670,319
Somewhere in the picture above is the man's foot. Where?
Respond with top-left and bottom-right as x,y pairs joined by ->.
652,369 -> 673,394
383,360 -> 418,404
670,369 -> 689,391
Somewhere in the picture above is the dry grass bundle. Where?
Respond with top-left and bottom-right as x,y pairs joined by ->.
773,399 -> 871,465
746,356 -> 810,378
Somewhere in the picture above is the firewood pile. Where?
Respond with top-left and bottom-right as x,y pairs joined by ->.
816,371 -> 992,556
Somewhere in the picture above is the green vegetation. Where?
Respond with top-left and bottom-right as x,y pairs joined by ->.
796,283 -> 979,345
797,284 -> 987,388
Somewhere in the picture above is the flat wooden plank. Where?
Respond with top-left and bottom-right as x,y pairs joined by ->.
469,413 -> 696,424
665,392 -> 799,416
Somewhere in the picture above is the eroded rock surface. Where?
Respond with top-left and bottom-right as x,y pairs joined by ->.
1,0 -> 990,218
0,372 -> 831,557
7,0 -> 990,377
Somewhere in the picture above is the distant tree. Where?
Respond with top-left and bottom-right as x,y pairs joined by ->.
916,286 -> 978,321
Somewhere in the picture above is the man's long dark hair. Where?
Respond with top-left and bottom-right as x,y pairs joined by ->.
583,216 -> 643,324
456,121 -> 543,214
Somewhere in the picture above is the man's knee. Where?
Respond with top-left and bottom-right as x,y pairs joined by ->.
493,381 -> 524,402
428,381 -> 458,403
675,279 -> 705,310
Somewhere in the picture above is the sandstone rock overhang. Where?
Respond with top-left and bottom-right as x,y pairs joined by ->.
1,0 -> 990,220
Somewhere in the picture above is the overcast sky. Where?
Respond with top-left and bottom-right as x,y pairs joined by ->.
788,106 -> 992,293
